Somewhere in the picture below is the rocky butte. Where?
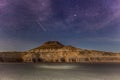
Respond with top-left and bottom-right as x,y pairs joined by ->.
22,41 -> 120,63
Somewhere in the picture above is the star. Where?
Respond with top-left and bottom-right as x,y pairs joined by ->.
73,14 -> 77,17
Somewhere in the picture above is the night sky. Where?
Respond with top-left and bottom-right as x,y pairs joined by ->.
0,0 -> 120,52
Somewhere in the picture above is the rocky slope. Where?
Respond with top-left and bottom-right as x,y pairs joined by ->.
22,41 -> 120,63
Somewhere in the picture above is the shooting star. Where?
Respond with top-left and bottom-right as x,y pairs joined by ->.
37,19 -> 47,32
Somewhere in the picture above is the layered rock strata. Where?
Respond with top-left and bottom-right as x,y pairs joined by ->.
22,41 -> 120,63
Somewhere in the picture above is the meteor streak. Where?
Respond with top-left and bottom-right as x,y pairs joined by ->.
37,19 -> 47,32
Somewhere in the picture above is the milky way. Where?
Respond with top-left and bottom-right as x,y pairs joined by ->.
0,0 -> 120,52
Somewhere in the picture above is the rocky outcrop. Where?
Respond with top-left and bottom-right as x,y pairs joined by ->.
22,41 -> 120,63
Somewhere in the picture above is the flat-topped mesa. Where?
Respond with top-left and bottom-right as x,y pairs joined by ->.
28,41 -> 65,52
42,41 -> 64,48
22,41 -> 120,63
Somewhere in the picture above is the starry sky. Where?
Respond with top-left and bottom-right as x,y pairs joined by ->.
0,0 -> 120,52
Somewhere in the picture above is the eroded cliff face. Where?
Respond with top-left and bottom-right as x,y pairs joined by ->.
22,41 -> 120,63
